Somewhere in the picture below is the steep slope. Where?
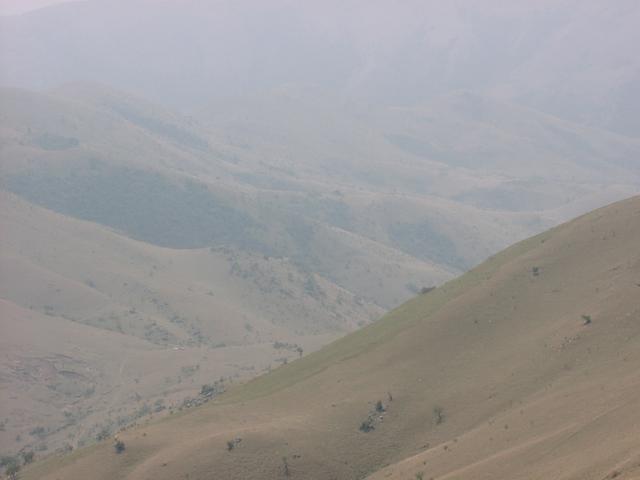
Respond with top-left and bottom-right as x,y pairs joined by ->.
23,195 -> 640,480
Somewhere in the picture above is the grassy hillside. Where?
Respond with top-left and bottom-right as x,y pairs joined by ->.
21,195 -> 640,480
0,191 -> 383,457
3,84 -> 638,305
0,86 -> 465,309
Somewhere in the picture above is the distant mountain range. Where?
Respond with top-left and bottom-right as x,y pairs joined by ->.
2,0 -> 639,136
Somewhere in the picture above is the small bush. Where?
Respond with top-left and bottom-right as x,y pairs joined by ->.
114,440 -> 125,454
375,400 -> 385,413
225,438 -> 242,451
582,315 -> 592,325
359,417 -> 375,433
21,451 -> 34,464
200,384 -> 216,396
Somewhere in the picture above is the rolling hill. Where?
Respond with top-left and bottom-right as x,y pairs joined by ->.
0,85 -> 463,310
20,195 -> 640,480
0,190 -> 383,456
1,81 -> 638,466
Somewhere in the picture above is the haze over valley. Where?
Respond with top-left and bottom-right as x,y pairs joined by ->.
0,1 -> 638,478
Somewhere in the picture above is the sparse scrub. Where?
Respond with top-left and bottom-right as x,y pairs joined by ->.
200,384 -> 216,396
360,417 -> 375,433
360,397 -> 392,433
1,456 -> 18,469
153,398 -> 166,413
5,463 -> 20,480
273,341 -> 302,354
96,426 -> 111,441
29,426 -> 46,438
2,456 -> 20,479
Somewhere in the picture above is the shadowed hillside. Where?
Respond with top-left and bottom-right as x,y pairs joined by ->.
22,195 -> 640,480
0,86 -> 463,309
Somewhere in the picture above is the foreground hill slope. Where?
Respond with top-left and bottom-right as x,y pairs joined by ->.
24,195 -> 640,479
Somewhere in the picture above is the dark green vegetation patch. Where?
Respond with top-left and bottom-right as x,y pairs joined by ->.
4,164 -> 261,250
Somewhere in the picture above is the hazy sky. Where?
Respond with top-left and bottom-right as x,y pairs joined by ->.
0,0 -> 78,15
1,0 -> 638,136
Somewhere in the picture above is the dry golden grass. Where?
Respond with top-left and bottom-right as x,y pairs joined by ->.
21,195 -> 640,480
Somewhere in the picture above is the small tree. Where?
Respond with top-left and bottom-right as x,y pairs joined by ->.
433,406 -> 445,425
